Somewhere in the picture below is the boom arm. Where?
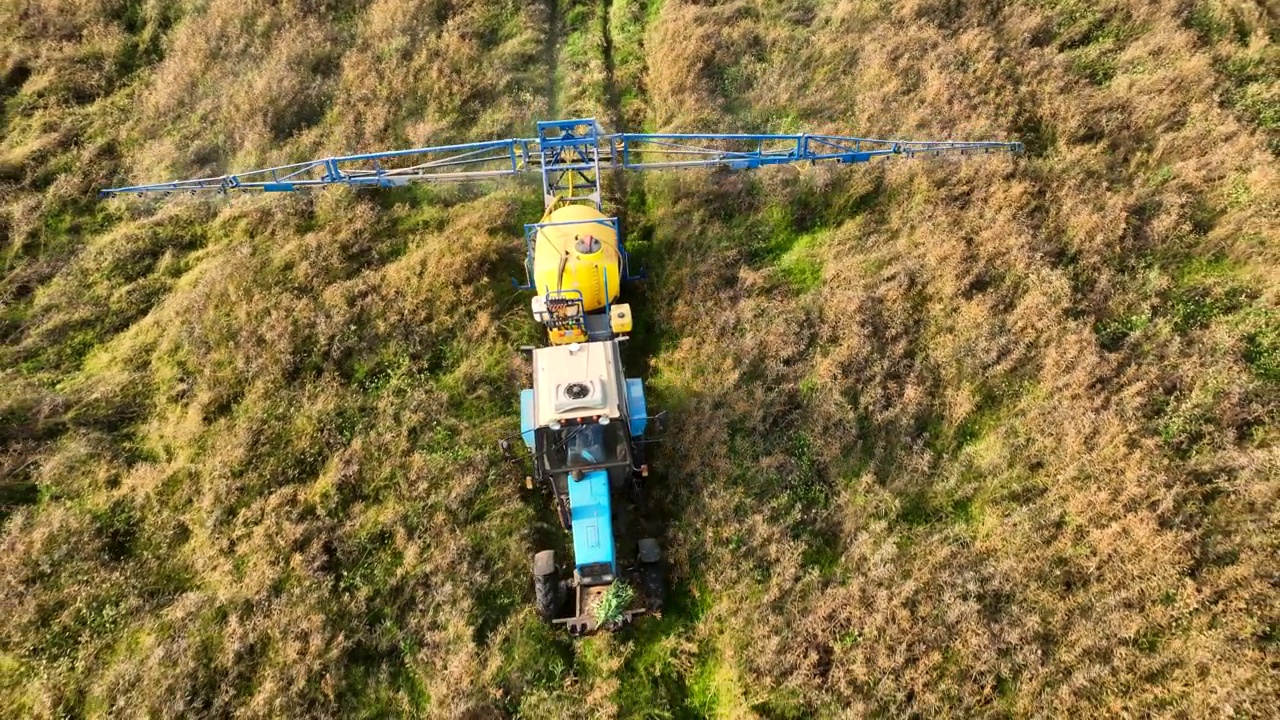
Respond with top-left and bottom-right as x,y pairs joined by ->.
99,118 -> 1022,204
612,133 -> 1023,171
99,138 -> 537,196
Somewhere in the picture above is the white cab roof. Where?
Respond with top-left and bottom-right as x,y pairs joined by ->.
532,341 -> 624,425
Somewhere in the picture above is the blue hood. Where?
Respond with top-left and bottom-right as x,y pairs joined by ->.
567,469 -> 616,572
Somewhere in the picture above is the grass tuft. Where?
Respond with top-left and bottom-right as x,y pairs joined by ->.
593,581 -> 636,628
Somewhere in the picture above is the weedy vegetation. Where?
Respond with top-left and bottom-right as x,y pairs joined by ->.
592,582 -> 635,629
1,0 -> 1278,717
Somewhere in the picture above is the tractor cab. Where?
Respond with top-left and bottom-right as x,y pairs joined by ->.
518,339 -> 662,633
541,422 -> 630,474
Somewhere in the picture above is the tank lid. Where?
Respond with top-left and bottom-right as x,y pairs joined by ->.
574,234 -> 603,254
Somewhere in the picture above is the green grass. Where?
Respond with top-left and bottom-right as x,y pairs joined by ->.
1243,319 -> 1280,382
775,230 -> 825,292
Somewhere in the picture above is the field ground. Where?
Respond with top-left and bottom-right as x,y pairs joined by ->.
1,0 -> 1278,717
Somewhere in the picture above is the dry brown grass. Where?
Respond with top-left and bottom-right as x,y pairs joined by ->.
2,0 -> 1278,717
629,0 -> 1278,715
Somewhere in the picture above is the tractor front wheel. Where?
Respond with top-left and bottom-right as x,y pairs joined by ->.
533,550 -> 560,621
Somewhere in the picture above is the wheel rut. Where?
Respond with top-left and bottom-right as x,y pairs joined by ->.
543,0 -> 562,117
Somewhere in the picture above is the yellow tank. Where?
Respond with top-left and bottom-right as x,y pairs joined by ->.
533,204 -> 622,312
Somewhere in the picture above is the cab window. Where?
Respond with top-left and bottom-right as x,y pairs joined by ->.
543,422 -> 627,471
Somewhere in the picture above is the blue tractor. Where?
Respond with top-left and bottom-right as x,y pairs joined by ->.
518,339 -> 662,634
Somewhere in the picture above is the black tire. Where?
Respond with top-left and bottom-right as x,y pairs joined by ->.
533,550 -> 559,621
638,538 -> 665,613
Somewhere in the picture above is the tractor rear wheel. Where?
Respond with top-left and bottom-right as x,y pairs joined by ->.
638,538 -> 665,613
533,550 -> 560,621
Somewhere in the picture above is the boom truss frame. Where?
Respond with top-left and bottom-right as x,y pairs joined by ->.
99,117 -> 1023,202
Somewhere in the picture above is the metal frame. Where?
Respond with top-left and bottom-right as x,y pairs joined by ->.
611,133 -> 1024,170
517,216 -> 640,290
99,118 -> 1023,198
99,139 -> 536,197
536,118 -> 605,210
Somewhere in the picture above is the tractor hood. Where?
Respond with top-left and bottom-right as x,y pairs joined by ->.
567,469 -> 616,583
